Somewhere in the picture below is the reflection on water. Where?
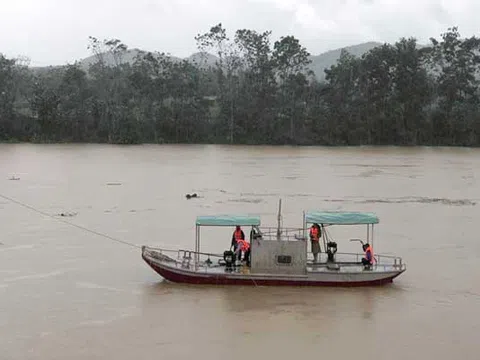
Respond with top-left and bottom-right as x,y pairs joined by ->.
0,144 -> 479,360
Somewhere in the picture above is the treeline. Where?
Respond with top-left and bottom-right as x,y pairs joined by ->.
1,25 -> 480,145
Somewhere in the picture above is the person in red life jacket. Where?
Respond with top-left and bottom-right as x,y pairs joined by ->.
309,223 -> 321,262
235,238 -> 251,266
361,243 -> 374,267
231,225 -> 245,260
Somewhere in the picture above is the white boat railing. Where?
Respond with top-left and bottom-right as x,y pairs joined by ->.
143,246 -> 405,272
254,227 -> 306,241
143,246 -> 226,270
306,251 -> 405,270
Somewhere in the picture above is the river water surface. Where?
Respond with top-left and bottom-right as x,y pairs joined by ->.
1,144 -> 479,360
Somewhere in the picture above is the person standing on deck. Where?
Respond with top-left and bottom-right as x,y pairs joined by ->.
231,225 -> 245,260
309,223 -> 321,263
250,226 -> 261,241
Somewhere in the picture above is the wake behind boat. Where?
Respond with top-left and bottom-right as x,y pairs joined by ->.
141,200 -> 406,287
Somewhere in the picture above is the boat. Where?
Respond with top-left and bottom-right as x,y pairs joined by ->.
141,200 -> 406,286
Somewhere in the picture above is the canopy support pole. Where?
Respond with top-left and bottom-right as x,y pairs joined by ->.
371,225 -> 374,250
276,199 -> 282,240
195,225 -> 200,270
303,211 -> 306,239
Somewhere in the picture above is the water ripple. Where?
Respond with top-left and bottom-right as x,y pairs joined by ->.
228,198 -> 264,204
334,163 -> 418,168
231,193 -> 476,206
357,197 -> 476,206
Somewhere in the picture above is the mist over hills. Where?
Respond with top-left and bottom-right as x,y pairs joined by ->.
32,41 -> 384,81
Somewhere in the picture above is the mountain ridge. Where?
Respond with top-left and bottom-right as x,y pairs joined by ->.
29,41 -> 397,80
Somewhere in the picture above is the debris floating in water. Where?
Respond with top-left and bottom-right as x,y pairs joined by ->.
58,212 -> 78,217
106,182 -> 122,186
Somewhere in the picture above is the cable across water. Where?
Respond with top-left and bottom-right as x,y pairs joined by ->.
0,193 -> 141,249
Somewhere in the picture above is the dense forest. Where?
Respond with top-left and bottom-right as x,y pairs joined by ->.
1,24 -> 480,145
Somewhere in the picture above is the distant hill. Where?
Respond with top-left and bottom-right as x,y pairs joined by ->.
64,48 -> 219,72
78,48 -> 159,71
29,41 -> 393,80
308,42 -> 383,81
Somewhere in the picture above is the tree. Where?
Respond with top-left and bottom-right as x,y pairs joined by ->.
390,37 -> 432,144
86,36 -> 132,143
271,35 -> 312,142
234,29 -> 276,142
195,23 -> 242,143
57,64 -> 91,141
323,49 -> 364,144
1,25 -> 480,147
0,55 -> 16,139
428,27 -> 480,144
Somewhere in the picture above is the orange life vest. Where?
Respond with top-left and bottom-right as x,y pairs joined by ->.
365,245 -> 375,263
309,226 -> 319,241
234,229 -> 243,242
237,239 -> 250,252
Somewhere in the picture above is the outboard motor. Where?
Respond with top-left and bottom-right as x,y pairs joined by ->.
223,250 -> 235,272
326,241 -> 337,262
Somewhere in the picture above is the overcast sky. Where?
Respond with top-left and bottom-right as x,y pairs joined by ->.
1,0 -> 478,66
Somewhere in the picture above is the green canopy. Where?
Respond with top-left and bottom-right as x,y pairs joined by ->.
195,215 -> 261,227
305,211 -> 379,225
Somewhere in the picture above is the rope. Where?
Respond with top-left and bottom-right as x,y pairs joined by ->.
0,193 -> 141,249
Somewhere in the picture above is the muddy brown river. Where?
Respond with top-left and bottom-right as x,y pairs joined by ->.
0,144 -> 479,360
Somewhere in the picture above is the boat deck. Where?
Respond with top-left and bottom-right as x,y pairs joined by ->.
142,247 -> 406,276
